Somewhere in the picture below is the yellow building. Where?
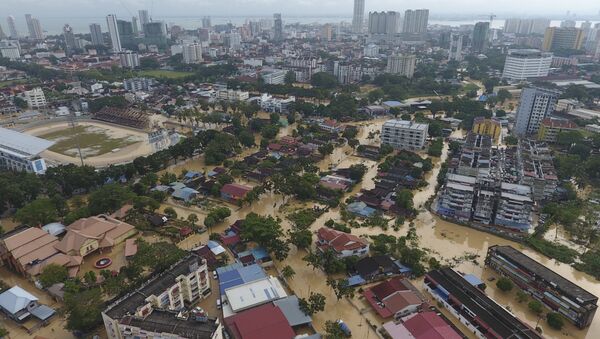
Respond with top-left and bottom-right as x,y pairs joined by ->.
537,117 -> 578,143
542,27 -> 584,52
472,117 -> 502,143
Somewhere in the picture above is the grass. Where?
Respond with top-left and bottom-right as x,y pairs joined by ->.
138,70 -> 193,79
40,125 -> 138,158
0,79 -> 30,88
461,83 -> 481,93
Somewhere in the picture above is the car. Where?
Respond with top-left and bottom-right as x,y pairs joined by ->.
216,298 -> 222,309
212,271 -> 218,280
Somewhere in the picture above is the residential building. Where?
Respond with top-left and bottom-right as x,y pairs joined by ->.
456,133 -> 493,177
131,16 -> 139,35
316,227 -> 369,258
363,277 -> 426,319
448,33 -> 463,61
256,93 -> 295,113
218,89 -> 250,102
62,24 -> 76,54
502,49 -> 553,80
119,50 -> 140,68
221,183 -> 252,202
202,16 -> 211,29
7,16 -> 18,39
519,140 -> 558,201
183,43 -> 203,64
116,19 -> 135,47
472,117 -> 502,143
368,11 -> 401,36
381,119 -> 429,151
0,40 -> 21,60
386,54 -> 416,78
424,268 -> 542,339
25,14 -> 43,40
261,69 -> 286,85
102,254 -> 219,339
504,18 -> 550,35
0,24 -> 5,40
364,43 -> 379,57
472,22 -> 490,53
138,10 -> 150,31
514,87 -> 559,136
436,174 -> 476,222
402,9 -> 429,34
0,285 -> 55,323
542,27 -> 584,51
537,117 -> 578,143
23,87 -> 46,108
352,0 -> 365,33
494,183 -> 533,231
381,311 -> 463,339
106,14 -> 122,52
143,22 -> 167,46
486,245 -> 598,328
89,23 -> 104,46
273,13 -> 283,42
123,77 -> 155,91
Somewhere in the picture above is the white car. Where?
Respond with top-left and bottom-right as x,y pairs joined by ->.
216,298 -> 222,309
212,271 -> 218,280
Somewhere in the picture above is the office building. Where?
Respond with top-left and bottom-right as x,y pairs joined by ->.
138,9 -> 150,30
472,117 -> 502,143
402,9 -> 429,34
143,22 -> 167,46
273,13 -> 283,42
542,27 -> 584,51
62,24 -> 75,54
472,22 -> 490,52
202,16 -> 211,29
424,268 -> 542,339
131,16 -> 139,36
381,119 -> 429,151
118,51 -> 139,69
102,254 -> 220,339
0,128 -> 54,174
106,15 -> 122,52
368,11 -> 401,35
7,16 -> 18,39
448,33 -> 463,61
386,54 -> 416,78
123,77 -> 155,92
89,23 -> 104,46
486,245 -> 598,328
117,20 -> 135,47
182,43 -> 203,64
352,0 -> 365,33
514,87 -> 559,136
502,49 -> 552,80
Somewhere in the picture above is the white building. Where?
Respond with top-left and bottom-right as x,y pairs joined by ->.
23,87 -> 46,108
256,93 -> 296,113
502,49 -> 552,80
0,40 -> 20,60
119,50 -> 139,68
123,77 -> 155,92
217,89 -> 249,102
381,119 -> 429,151
363,43 -> 379,57
352,0 -> 365,33
448,34 -> 463,61
386,54 -> 416,78
402,9 -> 429,34
106,14 -> 122,53
182,43 -> 203,64
0,127 -> 54,174
222,276 -> 287,317
261,69 -> 286,84
514,87 -> 559,136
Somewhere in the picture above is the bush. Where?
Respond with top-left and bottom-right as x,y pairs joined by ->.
528,300 -> 544,314
496,277 -> 513,292
547,312 -> 564,330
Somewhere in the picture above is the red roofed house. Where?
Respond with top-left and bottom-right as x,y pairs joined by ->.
382,311 -> 463,339
221,183 -> 252,202
363,277 -> 426,319
224,303 -> 295,339
316,227 -> 369,258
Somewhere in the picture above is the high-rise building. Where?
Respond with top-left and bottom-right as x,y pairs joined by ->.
226,32 -> 242,50
7,16 -> 18,39
117,20 -> 135,47
0,24 -> 6,40
25,14 -> 34,38
25,15 -> 43,40
143,22 -> 167,46
502,49 -> 553,80
119,50 -> 140,69
542,27 -> 584,51
321,24 -> 333,41
402,9 -> 429,34
514,87 -> 559,136
530,19 -> 551,35
89,23 -> 104,46
448,33 -> 463,61
138,10 -> 150,28
106,15 -> 122,53
131,16 -> 139,36
368,11 -> 401,35
63,24 -> 76,54
472,22 -> 490,53
560,20 -> 576,28
504,18 -> 550,35
273,13 -> 283,42
202,16 -> 211,29
182,43 -> 203,64
352,0 -> 365,33
386,54 -> 416,78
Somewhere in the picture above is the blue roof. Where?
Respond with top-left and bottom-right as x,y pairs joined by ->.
172,187 -> 199,201
382,100 -> 402,107
251,247 -> 269,260
207,240 -> 220,249
347,202 -> 376,217
217,264 -> 266,295
185,171 -> 202,179
347,275 -> 366,287
394,260 -> 413,273
463,273 -> 484,287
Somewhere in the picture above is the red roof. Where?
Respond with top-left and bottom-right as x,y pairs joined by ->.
371,278 -> 407,300
221,183 -> 252,199
541,117 -> 578,129
224,303 -> 295,339
403,312 -> 462,339
317,227 -> 369,253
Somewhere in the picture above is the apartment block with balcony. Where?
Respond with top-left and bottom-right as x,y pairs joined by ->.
494,183 -> 533,232
381,119 -> 429,151
436,174 -> 476,222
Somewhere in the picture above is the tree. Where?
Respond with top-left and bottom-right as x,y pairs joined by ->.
496,89 -> 513,104
324,320 -> 346,339
284,70 -> 296,85
289,228 -> 312,249
395,189 -> 414,211
368,88 -> 384,103
327,278 -> 355,300
516,290 -> 528,303
241,213 -> 289,260
83,271 -> 97,286
318,143 -> 334,156
281,265 -> 296,280
496,277 -> 513,292
164,207 -> 177,220
38,264 -> 68,288
528,300 -> 544,315
64,287 -> 104,333
238,130 -> 255,147
546,312 -> 565,330
187,213 -> 199,226
88,184 -> 135,215
299,292 -> 326,316
204,207 -> 231,228
311,72 -> 338,89
504,135 -> 518,145
14,96 -> 28,109
303,251 -> 323,271
0,327 -> 8,337
14,198 -> 59,226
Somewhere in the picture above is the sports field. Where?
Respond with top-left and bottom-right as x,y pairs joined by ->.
138,70 -> 192,79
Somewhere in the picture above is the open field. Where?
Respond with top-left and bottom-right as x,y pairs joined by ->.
40,124 -> 139,157
138,69 -> 193,79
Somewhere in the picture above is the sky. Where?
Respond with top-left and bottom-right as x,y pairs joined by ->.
1,0 -> 600,18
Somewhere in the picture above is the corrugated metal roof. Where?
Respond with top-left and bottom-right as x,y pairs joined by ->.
0,127 -> 54,157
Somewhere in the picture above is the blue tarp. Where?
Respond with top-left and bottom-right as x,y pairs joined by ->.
463,274 -> 484,287
347,275 -> 366,287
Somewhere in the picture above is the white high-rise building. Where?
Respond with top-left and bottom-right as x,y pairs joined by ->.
502,49 -> 552,80
25,15 -> 43,40
368,11 -> 401,35
364,43 -> 379,57
138,10 -> 150,28
402,9 -> 429,34
132,16 -> 139,36
448,33 -> 463,61
381,119 -> 429,151
119,51 -> 140,68
24,87 -> 47,108
0,24 -> 6,40
63,24 -> 76,53
352,0 -> 365,33
106,15 -> 122,52
25,14 -> 34,38
89,23 -> 104,46
386,54 -> 416,78
514,87 -> 559,136
7,16 -> 18,39
182,43 -> 203,64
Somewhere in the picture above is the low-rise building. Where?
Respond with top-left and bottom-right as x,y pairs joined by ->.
363,277 -> 426,319
486,245 -> 598,328
316,227 -> 369,258
23,87 -> 46,108
256,93 -> 295,113
0,285 -> 55,323
381,119 -> 429,151
436,174 -> 476,222
123,77 -> 155,92
222,276 -> 287,317
220,183 -> 252,202
381,311 -> 463,339
0,127 -> 54,174
472,117 -> 502,144
217,89 -> 249,102
494,183 -> 533,231
261,69 -> 286,85
537,117 -> 578,143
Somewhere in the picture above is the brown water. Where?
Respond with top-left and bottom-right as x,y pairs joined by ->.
151,117 -> 600,338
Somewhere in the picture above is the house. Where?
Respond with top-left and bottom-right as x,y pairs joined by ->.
316,227 -> 369,258
381,311 -> 463,339
54,215 -> 137,258
318,118 -> 344,133
221,183 -> 252,202
208,167 -> 227,178
183,171 -> 203,183
0,285 -> 55,323
172,187 -> 199,202
346,201 -> 377,218
224,303 -> 295,339
319,175 -> 354,191
363,278 -> 426,319
222,276 -> 287,317
195,245 -> 219,268
353,255 -> 398,281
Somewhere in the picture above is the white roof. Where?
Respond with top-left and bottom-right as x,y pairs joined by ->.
447,174 -> 477,185
383,119 -> 429,131
447,182 -> 474,192
0,285 -> 38,314
224,276 -> 287,313
0,127 -> 54,157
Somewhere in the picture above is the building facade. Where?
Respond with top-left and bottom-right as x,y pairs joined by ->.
183,43 -> 203,64
0,127 -> 53,174
386,54 -> 416,78
381,119 -> 429,151
472,117 -> 502,143
402,9 -> 429,34
106,14 -> 122,52
89,23 -> 104,46
542,27 -> 584,51
514,87 -> 559,136
502,49 -> 553,80
352,0 -> 365,33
